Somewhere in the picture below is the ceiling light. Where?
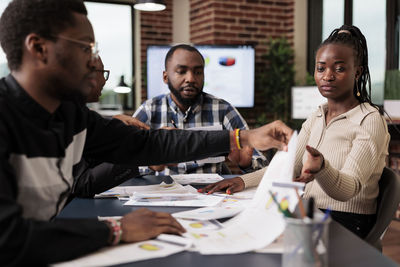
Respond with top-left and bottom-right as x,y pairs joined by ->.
134,0 -> 166,12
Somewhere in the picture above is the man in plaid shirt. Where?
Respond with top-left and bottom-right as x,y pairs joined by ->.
133,44 -> 267,175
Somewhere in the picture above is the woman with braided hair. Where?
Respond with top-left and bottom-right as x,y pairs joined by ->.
200,25 -> 390,238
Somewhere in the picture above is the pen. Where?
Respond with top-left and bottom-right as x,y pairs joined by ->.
171,119 -> 178,128
294,188 -> 306,219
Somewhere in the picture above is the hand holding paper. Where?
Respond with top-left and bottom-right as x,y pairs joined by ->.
237,120 -> 293,151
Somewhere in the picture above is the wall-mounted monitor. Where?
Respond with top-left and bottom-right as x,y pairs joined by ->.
146,45 -> 255,107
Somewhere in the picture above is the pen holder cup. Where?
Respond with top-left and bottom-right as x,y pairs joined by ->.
282,214 -> 331,267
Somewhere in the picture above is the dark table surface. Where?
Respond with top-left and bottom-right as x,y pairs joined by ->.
58,175 -> 398,267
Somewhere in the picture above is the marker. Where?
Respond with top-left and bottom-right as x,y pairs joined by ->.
171,119 -> 178,128
307,197 -> 315,219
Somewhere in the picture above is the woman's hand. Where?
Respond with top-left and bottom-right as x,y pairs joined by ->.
295,145 -> 324,183
198,177 -> 245,195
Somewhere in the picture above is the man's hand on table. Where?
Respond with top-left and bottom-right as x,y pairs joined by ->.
198,177 -> 245,195
120,208 -> 186,242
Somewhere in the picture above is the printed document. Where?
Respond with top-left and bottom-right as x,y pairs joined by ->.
123,193 -> 223,207
52,234 -> 191,267
170,173 -> 224,184
95,181 -> 188,198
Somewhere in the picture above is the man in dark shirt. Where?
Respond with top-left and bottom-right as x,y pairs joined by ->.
72,56 -> 149,198
0,0 -> 292,265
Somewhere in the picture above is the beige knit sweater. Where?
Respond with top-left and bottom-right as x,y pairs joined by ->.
241,102 -> 390,214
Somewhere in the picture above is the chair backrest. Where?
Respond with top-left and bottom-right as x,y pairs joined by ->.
364,167 -> 400,248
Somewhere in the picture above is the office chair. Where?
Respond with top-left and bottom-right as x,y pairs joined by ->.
364,167 -> 400,251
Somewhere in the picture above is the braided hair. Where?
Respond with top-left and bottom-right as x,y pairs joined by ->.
319,25 -> 382,114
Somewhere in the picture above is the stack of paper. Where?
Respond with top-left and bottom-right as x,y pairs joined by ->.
95,181 -> 189,198
123,193 -> 223,207
170,173 -> 224,185
173,187 -> 256,220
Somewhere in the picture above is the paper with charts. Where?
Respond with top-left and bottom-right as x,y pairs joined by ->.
51,234 -> 191,267
182,131 -> 299,254
122,183 -> 223,207
94,181 -> 189,198
170,173 -> 224,185
123,192 -> 223,207
173,187 -> 256,220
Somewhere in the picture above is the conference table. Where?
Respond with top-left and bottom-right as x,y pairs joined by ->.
58,175 -> 398,267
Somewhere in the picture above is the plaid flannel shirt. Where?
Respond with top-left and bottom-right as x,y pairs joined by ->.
133,92 -> 267,174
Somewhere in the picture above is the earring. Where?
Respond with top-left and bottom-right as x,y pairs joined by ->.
356,80 -> 361,97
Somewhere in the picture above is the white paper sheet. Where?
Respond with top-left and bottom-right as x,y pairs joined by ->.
52,236 -> 190,267
212,186 -> 257,200
170,173 -> 224,184
173,187 -> 256,220
132,193 -> 199,201
177,218 -> 224,232
95,182 -> 189,198
123,193 -> 223,207
173,206 -> 244,220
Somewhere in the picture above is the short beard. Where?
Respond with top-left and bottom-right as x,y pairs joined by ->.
168,81 -> 202,107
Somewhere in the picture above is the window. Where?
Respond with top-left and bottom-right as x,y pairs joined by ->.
353,0 -> 386,104
0,1 -> 135,110
85,1 -> 134,109
322,0 -> 345,40
308,0 -> 388,105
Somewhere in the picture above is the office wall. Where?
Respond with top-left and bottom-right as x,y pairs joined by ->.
190,0 -> 294,62
294,0 -> 307,85
189,0 -> 295,123
139,0 -> 173,102
137,0 -> 297,123
173,0 -> 190,43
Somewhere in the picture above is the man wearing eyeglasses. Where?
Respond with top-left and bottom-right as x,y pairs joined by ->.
0,0 -> 292,265
86,56 -> 109,102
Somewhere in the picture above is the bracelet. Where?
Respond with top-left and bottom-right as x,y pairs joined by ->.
235,128 -> 242,150
106,219 -> 122,246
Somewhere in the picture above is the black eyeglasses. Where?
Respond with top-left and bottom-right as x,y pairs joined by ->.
94,69 -> 110,81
